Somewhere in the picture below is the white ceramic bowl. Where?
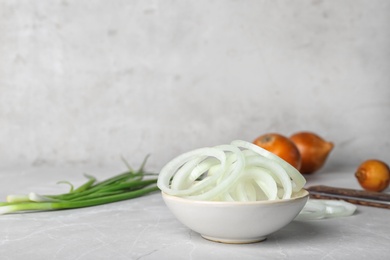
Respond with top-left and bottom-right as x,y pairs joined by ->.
162,189 -> 309,244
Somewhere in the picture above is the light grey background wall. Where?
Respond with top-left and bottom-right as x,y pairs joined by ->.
1,0 -> 389,172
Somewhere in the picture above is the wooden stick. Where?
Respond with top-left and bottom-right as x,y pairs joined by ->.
307,185 -> 390,209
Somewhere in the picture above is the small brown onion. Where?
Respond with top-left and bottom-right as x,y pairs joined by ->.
290,131 -> 334,174
355,159 -> 390,192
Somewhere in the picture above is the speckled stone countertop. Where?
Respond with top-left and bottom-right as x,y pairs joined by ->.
1,165 -> 389,259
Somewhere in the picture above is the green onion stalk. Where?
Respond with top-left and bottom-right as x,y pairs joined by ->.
0,156 -> 159,215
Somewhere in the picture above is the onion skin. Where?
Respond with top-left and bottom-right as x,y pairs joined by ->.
253,133 -> 301,170
290,132 -> 334,174
355,160 -> 390,192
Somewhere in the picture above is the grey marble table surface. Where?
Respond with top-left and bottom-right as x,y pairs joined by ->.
1,164 -> 389,260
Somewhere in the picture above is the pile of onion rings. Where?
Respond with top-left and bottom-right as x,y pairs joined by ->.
157,140 -> 306,201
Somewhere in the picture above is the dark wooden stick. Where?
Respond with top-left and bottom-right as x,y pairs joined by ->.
307,185 -> 390,209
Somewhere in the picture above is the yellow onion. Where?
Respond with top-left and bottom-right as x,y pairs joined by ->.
355,160 -> 390,192
290,131 -> 334,174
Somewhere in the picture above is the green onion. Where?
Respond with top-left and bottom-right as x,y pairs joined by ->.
0,157 -> 159,215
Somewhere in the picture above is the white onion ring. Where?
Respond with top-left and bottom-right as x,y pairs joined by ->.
244,156 -> 292,199
157,147 -> 226,196
241,167 -> 278,200
295,199 -> 357,221
170,156 -> 206,190
189,144 -> 245,201
231,140 -> 306,192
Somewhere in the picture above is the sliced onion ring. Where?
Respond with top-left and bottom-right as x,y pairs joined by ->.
295,199 -> 357,221
157,147 -> 226,196
231,140 -> 306,192
189,144 -> 245,201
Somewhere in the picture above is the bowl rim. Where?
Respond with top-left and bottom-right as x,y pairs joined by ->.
161,189 -> 309,206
